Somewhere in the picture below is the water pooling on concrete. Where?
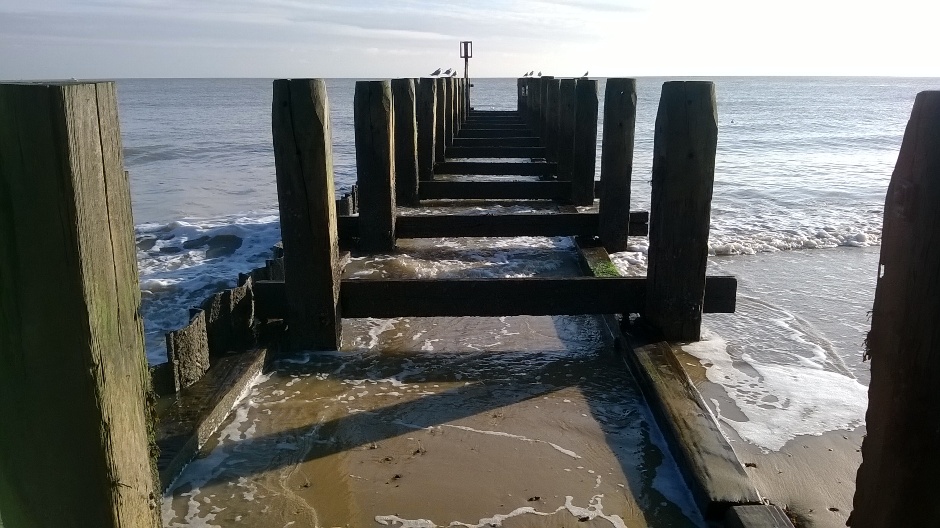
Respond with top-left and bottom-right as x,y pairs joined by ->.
162,237 -> 705,527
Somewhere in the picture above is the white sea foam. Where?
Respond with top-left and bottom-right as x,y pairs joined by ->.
682,329 -> 868,451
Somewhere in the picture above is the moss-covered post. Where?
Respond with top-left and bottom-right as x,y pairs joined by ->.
354,80 -> 397,252
646,81 -> 718,341
0,82 -> 160,527
272,79 -> 342,351
850,91 -> 940,527
598,78 -> 638,252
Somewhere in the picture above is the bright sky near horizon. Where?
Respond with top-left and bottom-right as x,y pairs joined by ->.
1,0 -> 937,79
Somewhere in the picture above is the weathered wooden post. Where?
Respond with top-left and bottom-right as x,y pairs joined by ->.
435,77 -> 446,163
598,78 -> 638,252
849,91 -> 940,528
540,76 -> 554,146
645,81 -> 718,341
524,78 -> 535,127
354,80 -> 396,251
416,78 -> 437,182
443,77 -> 453,147
557,78 -> 578,181
391,78 -> 419,206
0,82 -> 159,527
545,78 -> 561,163
517,78 -> 526,117
272,79 -> 342,351
572,78 -> 598,205
530,77 -> 542,136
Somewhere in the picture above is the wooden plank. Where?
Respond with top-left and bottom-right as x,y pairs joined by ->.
391,78 -> 419,206
471,110 -> 519,116
646,81 -> 718,341
419,180 -> 570,200
459,127 -> 541,138
453,136 -> 540,147
337,212 -> 649,239
598,78 -> 638,252
354,80 -> 397,251
572,78 -> 598,205
272,78 -> 342,350
416,78 -> 437,182
545,78 -> 561,163
445,146 -> 545,158
540,75 -> 554,145
443,77 -> 453,146
434,160 -> 555,176
557,78 -> 578,180
725,505 -> 795,528
460,122 -> 530,130
166,310 -> 211,392
254,276 -> 735,319
0,82 -> 159,527
464,117 -> 524,124
625,339 -> 761,518
852,91 -> 940,527
517,78 -> 525,115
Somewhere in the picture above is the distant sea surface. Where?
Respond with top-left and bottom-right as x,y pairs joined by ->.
122,77 -> 938,451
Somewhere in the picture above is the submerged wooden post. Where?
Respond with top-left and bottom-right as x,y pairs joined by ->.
0,82 -> 159,527
645,81 -> 718,341
850,91 -> 940,528
435,77 -> 446,163
572,78 -> 598,205
354,80 -> 396,251
598,78 -> 638,252
557,78 -> 578,181
416,78 -> 437,182
272,79 -> 342,351
545,78 -> 561,163
391,78 -> 419,206
540,76 -> 554,146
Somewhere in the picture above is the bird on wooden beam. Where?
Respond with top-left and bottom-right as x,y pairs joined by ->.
528,70 -> 534,77
537,71 -> 542,77
522,71 -> 530,77
582,71 -> 589,77
443,68 -> 453,75
450,70 -> 457,77
430,68 -> 442,76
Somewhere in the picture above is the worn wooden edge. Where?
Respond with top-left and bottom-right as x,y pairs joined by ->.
621,329 -> 762,519
434,160 -> 556,176
157,346 -> 270,490
452,137 -> 540,147
724,504 -> 795,528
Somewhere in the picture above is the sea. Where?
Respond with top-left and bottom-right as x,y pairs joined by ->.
123,76 -> 937,457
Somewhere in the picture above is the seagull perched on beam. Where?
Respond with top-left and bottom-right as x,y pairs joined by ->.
450,70 -> 457,77
443,68 -> 453,76
528,70 -> 534,77
430,68 -> 442,76
582,71 -> 589,77
522,71 -> 530,77
537,71 -> 542,77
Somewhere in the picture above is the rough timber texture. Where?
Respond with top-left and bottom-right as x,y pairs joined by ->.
850,91 -> 940,527
166,310 -> 211,392
0,82 -> 160,527
272,79 -> 342,350
354,80 -> 397,251
435,78 -> 446,163
545,79 -> 561,163
572,78 -> 598,205
646,81 -> 718,342
416,78 -> 437,182
598,78 -> 638,253
539,75 -> 554,147
391,78 -> 419,206
557,78 -> 578,181
201,278 -> 255,356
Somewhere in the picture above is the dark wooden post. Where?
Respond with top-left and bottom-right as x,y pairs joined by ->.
572,78 -> 598,205
557,78 -> 578,182
530,77 -> 542,136
272,79 -> 342,351
524,78 -> 534,127
443,77 -> 453,147
645,81 -> 718,341
416,78 -> 437,182
517,78 -> 526,117
435,77 -> 446,163
540,76 -> 554,146
545,78 -> 561,163
598,78 -> 638,252
850,91 -> 940,528
354,80 -> 396,251
0,82 -> 159,528
391,78 -> 419,206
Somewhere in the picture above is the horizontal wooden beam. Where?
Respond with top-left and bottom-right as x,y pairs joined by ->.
469,111 -> 518,117
419,180 -> 569,200
453,137 -> 540,148
435,161 -> 555,176
253,276 -> 736,319
446,146 -> 545,158
337,212 -> 649,239
460,123 -> 530,130
459,128 -> 537,138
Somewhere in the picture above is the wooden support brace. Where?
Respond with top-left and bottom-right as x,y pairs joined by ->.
354,80 -> 397,252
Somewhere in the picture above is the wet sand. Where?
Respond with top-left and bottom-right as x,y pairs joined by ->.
162,237 -> 703,527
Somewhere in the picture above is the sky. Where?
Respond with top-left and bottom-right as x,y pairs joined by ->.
1,0 -> 938,79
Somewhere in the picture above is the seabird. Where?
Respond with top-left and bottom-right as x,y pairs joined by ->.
582,71 -> 589,77
523,71 -> 530,77
450,70 -> 457,77
443,68 -> 453,75
537,71 -> 542,77
430,68 -> 442,76
528,70 -> 534,76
